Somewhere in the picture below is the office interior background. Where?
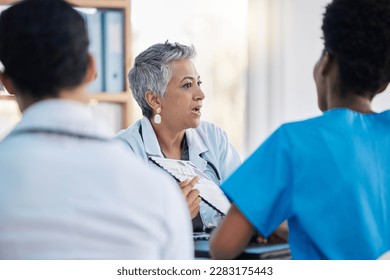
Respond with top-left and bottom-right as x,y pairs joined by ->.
0,0 -> 389,158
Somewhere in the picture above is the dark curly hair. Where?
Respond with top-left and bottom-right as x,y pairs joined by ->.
322,0 -> 390,97
0,0 -> 89,98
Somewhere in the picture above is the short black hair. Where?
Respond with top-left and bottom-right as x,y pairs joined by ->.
0,0 -> 90,98
322,0 -> 390,97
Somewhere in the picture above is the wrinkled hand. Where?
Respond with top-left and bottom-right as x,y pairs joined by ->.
179,176 -> 201,219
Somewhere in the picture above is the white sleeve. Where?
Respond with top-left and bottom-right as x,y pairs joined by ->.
160,178 -> 194,259
217,128 -> 242,181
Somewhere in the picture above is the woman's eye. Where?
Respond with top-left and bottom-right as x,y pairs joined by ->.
197,81 -> 203,86
183,83 -> 192,88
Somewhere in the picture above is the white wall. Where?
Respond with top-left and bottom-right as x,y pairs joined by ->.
246,0 -> 328,155
131,0 -> 248,155
245,0 -> 390,156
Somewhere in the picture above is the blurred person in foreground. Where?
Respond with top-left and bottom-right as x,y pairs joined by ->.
116,42 -> 241,232
210,0 -> 390,260
0,0 -> 192,259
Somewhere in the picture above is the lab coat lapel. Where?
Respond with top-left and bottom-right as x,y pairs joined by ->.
140,117 -> 164,158
186,128 -> 208,172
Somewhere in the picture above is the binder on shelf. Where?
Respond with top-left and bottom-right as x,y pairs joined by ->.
102,10 -> 125,93
85,10 -> 104,93
149,156 -> 231,215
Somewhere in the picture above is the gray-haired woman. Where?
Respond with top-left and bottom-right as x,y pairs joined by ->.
116,41 -> 241,232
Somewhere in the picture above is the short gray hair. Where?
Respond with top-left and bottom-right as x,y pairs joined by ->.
128,41 -> 196,118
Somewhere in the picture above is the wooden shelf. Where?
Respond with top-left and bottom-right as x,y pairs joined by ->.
1,93 -> 132,103
0,0 -> 17,5
0,0 -> 133,128
68,0 -> 129,9
88,93 -> 131,103
0,95 -> 15,101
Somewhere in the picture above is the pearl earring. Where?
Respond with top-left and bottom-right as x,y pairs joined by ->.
154,108 -> 161,124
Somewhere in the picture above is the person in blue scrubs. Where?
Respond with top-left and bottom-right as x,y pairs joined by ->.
210,0 -> 390,260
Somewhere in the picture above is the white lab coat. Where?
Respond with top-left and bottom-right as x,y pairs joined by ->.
116,117 -> 241,227
0,100 -> 193,259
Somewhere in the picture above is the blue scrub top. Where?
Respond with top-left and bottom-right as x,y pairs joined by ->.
222,108 -> 390,259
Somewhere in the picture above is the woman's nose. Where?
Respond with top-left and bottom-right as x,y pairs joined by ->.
194,87 -> 205,100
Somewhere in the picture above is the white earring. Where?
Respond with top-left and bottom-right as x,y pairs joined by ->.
154,108 -> 161,124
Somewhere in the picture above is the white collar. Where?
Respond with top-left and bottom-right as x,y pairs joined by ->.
140,117 -> 209,170
12,99 -> 112,139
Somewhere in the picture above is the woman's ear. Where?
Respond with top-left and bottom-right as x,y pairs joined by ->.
84,55 -> 97,84
145,90 -> 161,110
376,82 -> 389,94
0,73 -> 31,112
318,51 -> 333,76
0,73 -> 15,95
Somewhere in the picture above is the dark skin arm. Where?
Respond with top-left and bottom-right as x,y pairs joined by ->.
209,204 -> 256,259
210,205 -> 289,259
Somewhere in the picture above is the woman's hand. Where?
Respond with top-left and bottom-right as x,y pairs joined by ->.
179,176 -> 201,219
256,220 -> 289,244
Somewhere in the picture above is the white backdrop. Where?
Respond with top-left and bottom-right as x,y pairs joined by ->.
245,0 -> 390,156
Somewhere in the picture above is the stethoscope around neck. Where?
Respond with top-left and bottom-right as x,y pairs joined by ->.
7,128 -> 110,141
202,158 -> 221,182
